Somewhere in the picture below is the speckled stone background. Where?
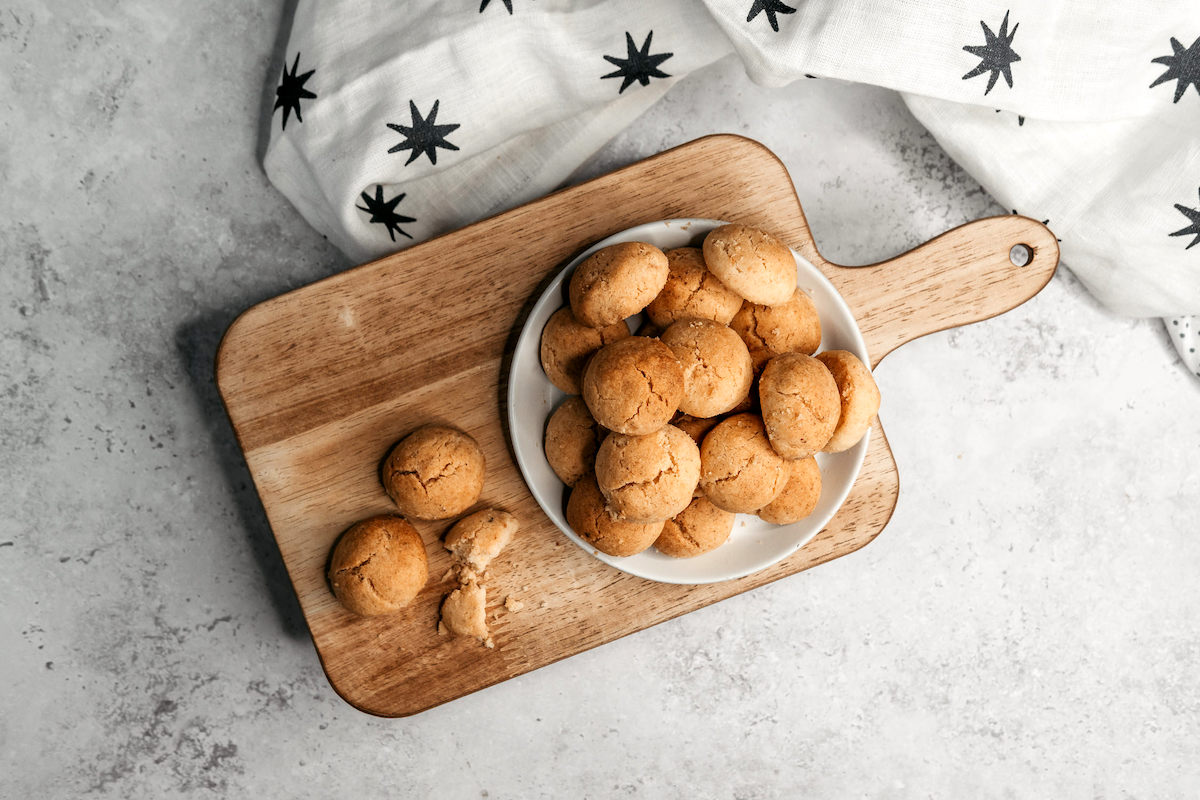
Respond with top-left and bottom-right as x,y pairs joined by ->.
3,2 -> 1199,797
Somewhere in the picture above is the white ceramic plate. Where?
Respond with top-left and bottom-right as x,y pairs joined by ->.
507,219 -> 871,584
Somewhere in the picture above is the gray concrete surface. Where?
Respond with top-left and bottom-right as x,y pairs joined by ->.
2,2 -> 1198,797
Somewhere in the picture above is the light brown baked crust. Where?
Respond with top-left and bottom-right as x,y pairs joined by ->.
582,336 -> 684,435
816,350 -> 881,453
544,397 -> 602,487
725,380 -> 760,415
654,496 -> 736,558
729,289 -> 822,371
645,247 -> 744,328
382,424 -> 486,520
757,456 -> 822,525
673,413 -> 719,497
328,516 -> 429,617
698,413 -> 786,513
539,307 -> 630,395
594,425 -> 701,523
568,241 -> 669,328
758,353 -> 840,459
566,473 -> 665,557
443,508 -> 518,573
701,224 -> 797,306
661,318 -> 754,418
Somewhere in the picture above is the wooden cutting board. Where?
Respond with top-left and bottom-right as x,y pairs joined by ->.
216,134 -> 1058,717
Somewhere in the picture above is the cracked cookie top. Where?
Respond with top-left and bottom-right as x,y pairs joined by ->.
594,424 -> 700,524
328,516 -> 429,617
654,496 -> 735,559
702,224 -> 797,306
544,396 -> 604,488
730,288 -> 822,373
581,336 -> 683,436
661,318 -> 754,418
539,307 -> 630,395
566,472 -> 665,558
568,241 -> 669,328
645,247 -> 743,328
382,424 -> 486,520
698,413 -> 787,513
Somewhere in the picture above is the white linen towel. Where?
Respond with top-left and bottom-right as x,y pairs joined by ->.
262,0 -> 1200,377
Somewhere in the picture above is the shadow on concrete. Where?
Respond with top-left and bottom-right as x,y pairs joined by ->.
176,308 -> 308,640
170,0 -> 344,641
255,0 -> 302,166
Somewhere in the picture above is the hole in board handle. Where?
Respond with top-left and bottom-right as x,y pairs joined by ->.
1009,244 -> 1032,267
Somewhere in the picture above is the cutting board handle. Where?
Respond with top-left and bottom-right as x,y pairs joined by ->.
821,215 -> 1060,367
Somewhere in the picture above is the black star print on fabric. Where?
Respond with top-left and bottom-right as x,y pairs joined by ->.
602,31 -> 673,94
1170,188 -> 1200,250
356,186 -> 416,241
746,0 -> 796,33
479,0 -> 513,12
962,10 -> 1021,95
274,52 -> 316,131
387,100 -> 461,166
1150,36 -> 1200,103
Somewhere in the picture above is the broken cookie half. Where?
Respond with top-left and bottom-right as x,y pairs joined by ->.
438,508 -> 518,647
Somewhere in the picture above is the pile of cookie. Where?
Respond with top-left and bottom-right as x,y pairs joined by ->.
326,424 -> 516,647
540,224 -> 880,559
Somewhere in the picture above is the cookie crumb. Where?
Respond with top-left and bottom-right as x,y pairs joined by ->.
438,508 -> 520,647
440,581 -> 489,643
504,595 -> 525,613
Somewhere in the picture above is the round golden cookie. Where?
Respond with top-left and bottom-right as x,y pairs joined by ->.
594,425 -> 701,523
443,508 -> 518,573
328,516 -> 429,617
757,456 -> 822,525
645,247 -> 744,328
566,473 -> 665,557
702,224 -> 797,306
816,350 -> 881,453
655,496 -> 736,558
698,413 -> 787,513
730,289 -> 822,372
582,336 -> 684,435
540,307 -> 630,394
382,424 -> 486,520
569,241 -> 669,328
758,353 -> 840,459
544,397 -> 602,487
661,318 -> 754,418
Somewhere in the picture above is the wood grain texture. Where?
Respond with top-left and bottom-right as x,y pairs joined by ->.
216,135 -> 1058,717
